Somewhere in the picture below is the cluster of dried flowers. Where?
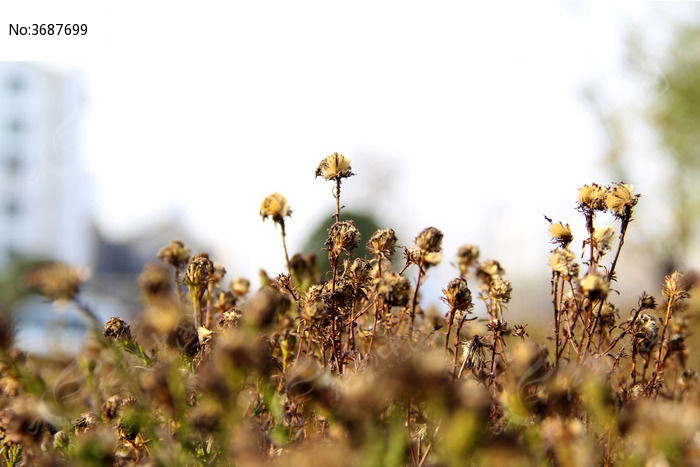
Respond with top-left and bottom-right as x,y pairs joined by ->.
0,159 -> 697,465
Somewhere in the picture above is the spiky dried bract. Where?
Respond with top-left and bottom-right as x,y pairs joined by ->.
456,244 -> 480,275
183,253 -> 214,288
577,183 -> 608,211
443,278 -> 473,311
415,227 -> 443,253
377,273 -> 411,307
260,193 -> 292,223
579,272 -> 608,301
549,222 -> 573,247
315,152 -> 353,180
550,248 -> 579,279
367,228 -> 398,260
157,240 -> 190,269
104,317 -> 132,342
326,220 -> 360,258
606,182 -> 639,218
23,262 -> 87,302
639,291 -> 657,310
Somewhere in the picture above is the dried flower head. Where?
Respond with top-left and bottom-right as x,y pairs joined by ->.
377,273 -> 412,307
367,228 -> 398,260
183,253 -> 214,288
416,227 -> 443,253
577,183 -> 608,211
549,222 -> 573,247
210,264 -> 227,285
214,291 -> 236,313
157,240 -> 190,269
662,271 -> 691,303
443,278 -> 473,311
579,272 -> 608,301
593,226 -> 615,252
260,193 -> 292,223
139,262 -> 172,298
489,276 -> 513,303
302,285 -> 329,322
456,244 -> 480,275
476,260 -> 505,286
549,248 -> 579,278
104,317 -> 132,342
347,258 -> 372,284
606,182 -> 639,218
326,220 -> 360,258
23,262 -> 87,302
633,313 -> 659,354
639,291 -> 657,310
230,277 -> 250,298
315,152 -> 353,180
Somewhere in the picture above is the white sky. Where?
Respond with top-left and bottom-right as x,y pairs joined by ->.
2,1 -> 695,314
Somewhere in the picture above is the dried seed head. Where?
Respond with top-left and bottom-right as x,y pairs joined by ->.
443,278 -> 473,311
456,244 -> 480,275
599,302 -> 617,328
377,273 -> 412,307
423,251 -> 443,268
593,226 -> 615,252
577,183 -> 608,211
367,228 -> 398,260
347,258 -> 372,284
662,271 -> 690,303
210,264 -> 227,285
633,313 -> 659,354
323,278 -> 355,310
73,412 -> 99,435
230,277 -> 250,297
476,260 -> 505,286
183,253 -> 214,288
489,276 -> 513,303
606,182 -> 639,217
315,152 -> 353,180
549,222 -> 573,247
157,240 -> 190,269
549,248 -> 579,278
579,272 -> 608,301
415,227 -> 443,253
23,262 -> 87,302
219,308 -> 242,329
326,220 -> 360,258
639,292 -> 657,310
139,262 -> 172,298
302,285 -> 329,322
260,193 -> 292,223
103,317 -> 132,342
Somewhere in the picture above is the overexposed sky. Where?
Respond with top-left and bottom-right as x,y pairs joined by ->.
2,1 -> 693,313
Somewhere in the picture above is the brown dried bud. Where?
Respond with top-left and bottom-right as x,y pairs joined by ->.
633,313 -> 659,354
326,220 -> 360,258
443,278 -> 473,311
104,317 -> 132,342
415,227 -> 443,253
377,273 -> 411,307
639,292 -> 656,310
157,240 -> 190,269
183,253 -> 214,288
367,228 -> 398,260
214,291 -> 237,313
662,271 -> 690,303
347,258 -> 372,284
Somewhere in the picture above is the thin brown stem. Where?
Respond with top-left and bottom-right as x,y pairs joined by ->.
409,264 -> 424,337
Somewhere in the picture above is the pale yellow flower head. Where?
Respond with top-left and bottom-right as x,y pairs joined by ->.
605,182 -> 639,217
315,152 -> 353,180
577,183 -> 607,211
593,226 -> 615,251
549,248 -> 579,278
580,272 -> 608,300
260,193 -> 292,222
549,222 -> 573,247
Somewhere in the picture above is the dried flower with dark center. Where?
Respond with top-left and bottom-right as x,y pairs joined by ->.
606,182 -> 640,218
157,240 -> 190,269
633,313 -> 659,354
442,278 -> 473,311
138,262 -> 172,298
577,183 -> 608,211
579,272 -> 608,301
315,152 -> 353,180
456,244 -> 480,275
377,273 -> 411,307
23,262 -> 87,302
230,276 -> 250,298
549,222 -> 573,247
367,228 -> 398,260
326,220 -> 360,259
415,227 -> 443,253
639,292 -> 657,310
549,248 -> 579,279
183,253 -> 214,289
260,193 -> 292,224
104,317 -> 132,342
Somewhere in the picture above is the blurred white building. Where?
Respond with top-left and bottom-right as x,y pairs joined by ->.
0,62 -> 93,269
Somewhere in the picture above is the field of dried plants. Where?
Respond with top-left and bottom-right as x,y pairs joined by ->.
1,153 -> 697,466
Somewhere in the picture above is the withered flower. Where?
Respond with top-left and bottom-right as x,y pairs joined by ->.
579,272 -> 608,301
633,313 -> 659,354
549,222 -> 573,247
549,248 -> 579,278
23,262 -> 87,302
577,183 -> 607,211
377,273 -> 412,307
367,228 -> 398,260
104,317 -> 132,342
157,240 -> 190,269
138,262 -> 172,298
230,277 -> 250,298
456,244 -> 480,275
260,193 -> 292,223
416,227 -> 443,253
443,278 -> 473,311
183,253 -> 214,289
606,182 -> 639,218
662,271 -> 690,303
326,220 -> 360,258
315,152 -> 353,180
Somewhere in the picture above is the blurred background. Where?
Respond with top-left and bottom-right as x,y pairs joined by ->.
0,2 -> 698,354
